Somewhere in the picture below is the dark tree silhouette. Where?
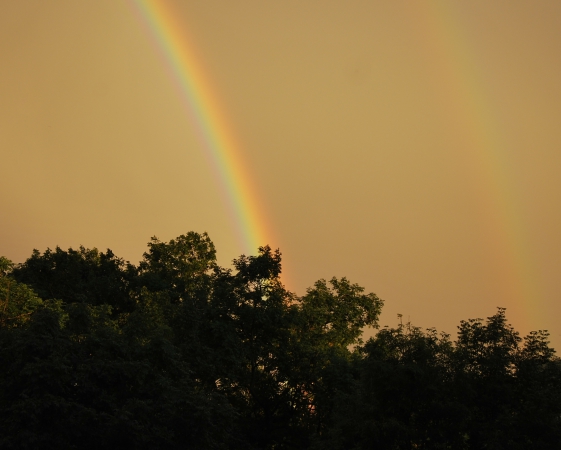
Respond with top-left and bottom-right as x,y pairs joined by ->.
1,233 -> 559,449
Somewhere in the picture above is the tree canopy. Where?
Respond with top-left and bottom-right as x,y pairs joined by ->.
1,233 -> 559,449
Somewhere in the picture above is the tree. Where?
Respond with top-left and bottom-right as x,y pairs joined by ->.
0,257 -> 43,327
323,309 -> 561,450
452,308 -> 561,449
0,285 -> 234,449
12,246 -> 137,315
322,321 -> 462,449
2,234 -> 560,449
137,232 -> 217,302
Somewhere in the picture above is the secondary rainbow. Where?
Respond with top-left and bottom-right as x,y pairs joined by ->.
129,0 -> 271,256
413,1 -> 542,329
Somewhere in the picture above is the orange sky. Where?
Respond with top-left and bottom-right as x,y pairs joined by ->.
2,0 -> 561,348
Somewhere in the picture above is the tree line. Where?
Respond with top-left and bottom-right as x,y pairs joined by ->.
0,232 -> 559,449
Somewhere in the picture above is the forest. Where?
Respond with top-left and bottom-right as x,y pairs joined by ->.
1,232 -> 560,449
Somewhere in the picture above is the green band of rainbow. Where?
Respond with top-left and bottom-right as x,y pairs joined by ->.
130,0 -> 270,256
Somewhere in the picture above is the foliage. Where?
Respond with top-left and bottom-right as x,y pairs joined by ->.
321,311 -> 561,450
12,246 -> 137,314
0,259 -> 43,327
1,234 -> 559,449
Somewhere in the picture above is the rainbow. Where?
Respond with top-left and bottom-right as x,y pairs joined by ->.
128,1 -> 541,325
129,0 -> 272,257
412,2 -> 541,329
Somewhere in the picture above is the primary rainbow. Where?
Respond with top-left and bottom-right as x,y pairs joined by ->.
129,0 -> 271,256
413,1 -> 541,329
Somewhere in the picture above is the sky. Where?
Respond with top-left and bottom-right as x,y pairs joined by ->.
1,0 -> 561,348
